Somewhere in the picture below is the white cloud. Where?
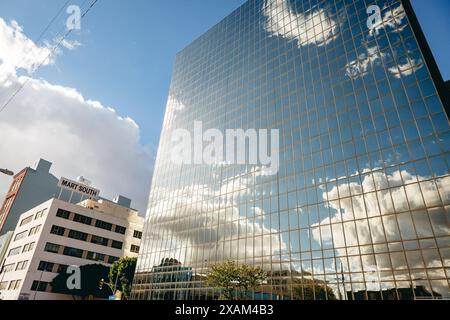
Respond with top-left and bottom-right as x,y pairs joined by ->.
388,57 -> 424,79
141,173 -> 288,270
263,0 -> 339,47
345,45 -> 424,80
345,45 -> 387,79
0,18 -> 54,84
0,18 -> 153,214
312,169 -> 450,294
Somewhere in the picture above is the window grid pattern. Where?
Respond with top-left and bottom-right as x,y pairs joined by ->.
132,0 -> 450,300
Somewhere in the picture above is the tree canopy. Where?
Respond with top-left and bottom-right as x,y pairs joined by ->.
108,257 -> 137,299
206,260 -> 267,300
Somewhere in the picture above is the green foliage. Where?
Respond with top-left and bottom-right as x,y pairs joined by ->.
51,264 -> 110,299
108,257 -> 137,299
206,260 -> 267,300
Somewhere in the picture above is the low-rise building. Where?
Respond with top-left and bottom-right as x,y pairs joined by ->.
0,196 -> 143,300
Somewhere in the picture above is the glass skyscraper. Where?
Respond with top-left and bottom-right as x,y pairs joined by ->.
132,0 -> 450,300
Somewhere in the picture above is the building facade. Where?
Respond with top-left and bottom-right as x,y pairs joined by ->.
0,159 -> 60,236
0,197 -> 143,300
132,0 -> 450,300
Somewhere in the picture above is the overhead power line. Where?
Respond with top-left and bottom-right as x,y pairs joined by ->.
0,0 -> 100,116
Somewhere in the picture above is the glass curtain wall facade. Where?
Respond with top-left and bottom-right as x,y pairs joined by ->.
132,0 -> 450,300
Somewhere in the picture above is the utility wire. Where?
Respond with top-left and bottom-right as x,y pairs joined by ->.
0,0 -> 100,116
0,0 -> 71,87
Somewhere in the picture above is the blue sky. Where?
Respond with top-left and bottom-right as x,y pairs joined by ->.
0,0 -> 449,214
0,0 -> 448,150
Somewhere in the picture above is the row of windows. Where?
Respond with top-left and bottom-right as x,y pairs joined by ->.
44,242 -> 119,264
31,280 -> 50,293
1,260 -> 28,274
0,279 -> 21,291
13,225 -> 42,243
7,241 -> 35,257
56,208 -> 127,235
38,260 -> 70,274
19,208 -> 47,227
50,225 -> 124,250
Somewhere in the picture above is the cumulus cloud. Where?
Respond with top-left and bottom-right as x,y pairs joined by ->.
388,57 -> 424,79
312,169 -> 450,294
345,45 -> 387,79
346,3 -> 424,80
345,44 -> 424,80
0,18 -> 54,84
0,18 -> 153,214
142,171 -> 288,271
263,0 -> 339,47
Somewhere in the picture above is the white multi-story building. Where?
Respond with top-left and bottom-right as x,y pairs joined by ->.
0,196 -> 143,300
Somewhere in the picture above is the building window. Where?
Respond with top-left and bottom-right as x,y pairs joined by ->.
133,230 -> 142,239
28,225 -> 41,236
31,281 -> 48,292
38,261 -> 55,272
0,282 -> 7,290
44,243 -> 60,254
20,215 -> 33,226
86,251 -> 105,262
35,209 -> 47,220
8,280 -> 21,291
114,225 -> 126,235
68,230 -> 88,242
8,246 -> 21,257
50,225 -> 66,236
2,263 -> 15,273
130,244 -> 140,253
107,256 -> 119,264
56,209 -> 70,220
111,240 -> 123,250
57,264 -> 68,274
22,242 -> 35,253
73,214 -> 92,226
91,235 -> 109,246
95,219 -> 112,231
14,230 -> 28,241
15,260 -> 28,271
63,247 -> 83,258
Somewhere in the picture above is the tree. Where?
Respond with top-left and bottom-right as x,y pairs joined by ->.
51,264 -> 110,300
206,260 -> 267,300
108,257 -> 137,299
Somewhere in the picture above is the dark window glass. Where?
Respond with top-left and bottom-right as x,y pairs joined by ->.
63,247 -> 83,258
130,245 -> 140,253
115,225 -> 126,235
73,214 -> 92,226
133,230 -> 142,239
56,209 -> 70,219
44,243 -> 60,254
68,230 -> 88,242
111,240 -> 123,250
95,219 -> 112,231
108,256 -> 119,264
86,251 -> 105,262
50,225 -> 65,236
91,235 -> 109,246
31,281 -> 48,292
38,261 -> 54,272
57,264 -> 68,274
